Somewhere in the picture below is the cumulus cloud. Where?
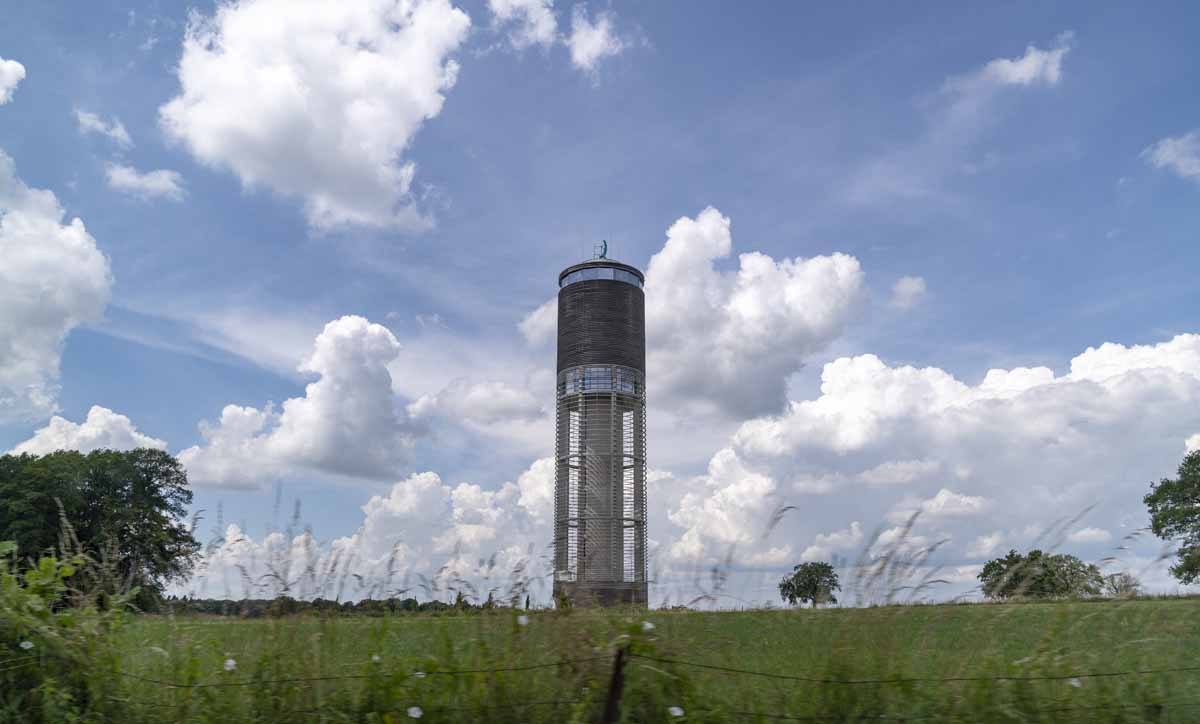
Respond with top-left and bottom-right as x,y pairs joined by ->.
488,0 -> 557,49
179,316 -> 419,488
0,150 -> 112,422
859,458 -> 940,485
159,0 -> 470,231
1068,527 -> 1112,543
800,521 -> 864,562
0,57 -> 25,105
519,207 -> 865,418
665,334 -> 1200,571
567,5 -> 624,72
1142,131 -> 1200,183
1187,434 -> 1200,453
646,207 -> 864,417
180,461 -> 555,601
518,297 -> 558,347
890,276 -> 927,310
408,378 -> 544,426
105,163 -> 185,201
966,531 -> 1004,558
74,110 -> 133,148
10,405 -> 166,455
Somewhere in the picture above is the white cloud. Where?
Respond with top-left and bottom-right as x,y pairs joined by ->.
646,207 -> 865,417
859,458 -> 940,485
179,460 -> 555,601
105,163 -> 185,201
566,5 -> 624,72
890,276 -> 927,310
0,57 -> 25,105
10,405 -> 166,455
687,334 -> 1200,572
408,378 -> 544,426
159,0 -> 470,231
966,531 -> 1005,558
179,316 -> 419,488
847,33 -> 1072,206
519,207 -> 865,419
1068,527 -> 1112,543
1143,131 -> 1200,183
666,447 -> 781,562
518,297 -> 557,347
0,150 -> 112,423
888,488 -> 989,524
74,109 -> 133,148
951,32 -> 1073,90
488,0 -> 557,49
800,521 -> 864,562
1187,434 -> 1200,453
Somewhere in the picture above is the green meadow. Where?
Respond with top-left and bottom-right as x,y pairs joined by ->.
76,597 -> 1200,723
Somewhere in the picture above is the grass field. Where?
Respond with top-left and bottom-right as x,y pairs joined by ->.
87,597 -> 1200,723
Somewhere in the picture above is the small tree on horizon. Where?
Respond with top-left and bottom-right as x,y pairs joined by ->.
779,561 -> 840,608
1144,449 -> 1200,584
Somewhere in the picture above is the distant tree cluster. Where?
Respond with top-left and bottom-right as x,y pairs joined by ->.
164,593 -> 531,618
0,449 -> 199,609
978,549 -> 1104,599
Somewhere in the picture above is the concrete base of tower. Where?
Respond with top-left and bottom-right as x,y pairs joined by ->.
553,581 -> 648,607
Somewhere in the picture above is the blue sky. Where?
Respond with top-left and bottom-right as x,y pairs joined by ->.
1,1 -> 1198,604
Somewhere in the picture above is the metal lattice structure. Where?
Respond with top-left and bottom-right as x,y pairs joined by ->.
553,259 -> 648,606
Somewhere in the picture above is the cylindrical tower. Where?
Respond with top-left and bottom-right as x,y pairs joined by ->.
553,258 -> 648,606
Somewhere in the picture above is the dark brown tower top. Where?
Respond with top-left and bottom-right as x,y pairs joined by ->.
556,259 -> 646,373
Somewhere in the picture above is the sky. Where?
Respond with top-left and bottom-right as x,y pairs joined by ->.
1,0 -> 1198,606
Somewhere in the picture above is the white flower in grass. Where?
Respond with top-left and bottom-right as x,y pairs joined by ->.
641,621 -> 655,632
517,615 -> 529,626
668,705 -> 685,717
371,654 -> 381,663
412,670 -> 426,678
1069,678 -> 1082,688
407,705 -> 423,718
223,658 -> 237,672
18,641 -> 33,650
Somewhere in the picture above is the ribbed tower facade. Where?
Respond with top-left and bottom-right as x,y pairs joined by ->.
553,259 -> 648,606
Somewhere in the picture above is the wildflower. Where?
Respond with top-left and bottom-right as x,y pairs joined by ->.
412,670 -> 426,679
668,705 -> 685,717
223,658 -> 237,672
18,641 -> 33,651
371,654 -> 381,663
641,621 -> 655,632
1069,678 -> 1082,688
407,705 -> 423,718
517,615 -> 529,626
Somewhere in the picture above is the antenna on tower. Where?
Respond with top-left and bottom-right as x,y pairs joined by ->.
593,240 -> 608,259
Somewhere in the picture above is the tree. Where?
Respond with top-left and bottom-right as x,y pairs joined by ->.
1103,572 -> 1141,598
0,449 -> 200,608
978,549 -> 1103,599
778,561 -> 840,608
1144,450 -> 1200,584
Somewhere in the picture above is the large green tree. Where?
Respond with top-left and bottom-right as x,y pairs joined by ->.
1144,450 -> 1200,584
778,561 -> 840,608
978,549 -> 1103,599
0,448 -> 199,606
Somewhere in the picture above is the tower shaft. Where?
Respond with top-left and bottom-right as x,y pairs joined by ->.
553,260 -> 647,606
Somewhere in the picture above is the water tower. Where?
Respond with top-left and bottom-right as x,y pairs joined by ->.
553,246 -> 648,606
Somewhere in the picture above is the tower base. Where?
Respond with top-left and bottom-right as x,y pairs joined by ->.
554,581 -> 647,607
